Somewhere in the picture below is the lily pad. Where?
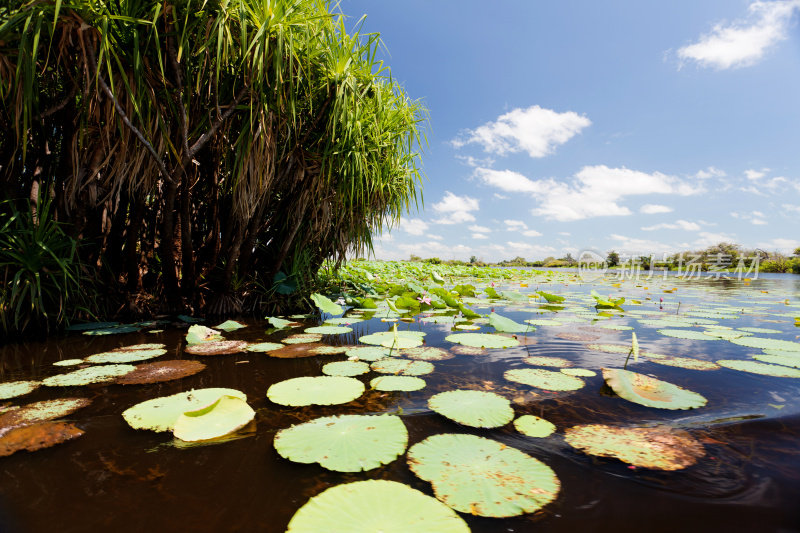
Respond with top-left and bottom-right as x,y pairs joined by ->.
649,357 -> 720,371
307,345 -> 350,356
445,333 -> 520,349
185,325 -> 222,345
344,346 -> 394,361
267,343 -> 328,358
657,329 -> 720,341
245,342 -> 284,353
0,380 -> 41,400
752,353 -> 800,368
371,359 -> 434,376
274,414 -> 407,472
488,312 -> 528,333
716,359 -> 800,377
85,348 -> 167,364
0,421 -> 84,457
324,317 -> 363,325
402,347 -> 454,361
310,293 -> 344,315
428,390 -> 514,428
173,395 -> 255,442
322,361 -> 370,377
42,364 -> 136,387
267,376 -> 364,406
283,333 -> 324,344
370,376 -> 427,391
561,368 -> 597,377
285,480 -> 469,532
450,345 -> 487,356
407,433 -> 560,517
523,356 -> 572,368
184,340 -> 248,355
215,320 -> 247,331
513,415 -> 556,437
381,336 -> 424,349
66,321 -> 120,331
83,325 -> 140,336
602,368 -> 707,410
53,359 -> 84,367
564,424 -> 704,470
116,360 -> 207,385
267,316 -> 296,329
738,327 -> 782,334
524,319 -> 562,327
122,388 -> 247,432
304,325 -> 352,335
0,398 -> 92,433
358,330 -> 425,347
730,336 -> 800,352
504,368 -> 585,391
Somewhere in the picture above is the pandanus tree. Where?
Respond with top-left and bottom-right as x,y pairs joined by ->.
0,0 -> 424,318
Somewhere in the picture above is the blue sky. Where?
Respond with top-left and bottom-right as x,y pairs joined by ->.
339,0 -> 800,261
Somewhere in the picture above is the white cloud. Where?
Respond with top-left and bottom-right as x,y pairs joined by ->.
745,168 -> 768,180
468,224 -> 491,233
400,218 -> 429,236
757,237 -> 800,253
677,1 -> 800,70
640,204 -> 674,214
504,219 -> 528,231
475,165 -> 704,222
782,204 -> 800,214
432,191 -> 480,224
452,105 -> 591,158
641,220 -> 701,231
731,210 -> 768,225
472,233 -> 489,239
522,229 -> 543,237
428,234 -> 444,240
493,193 -> 509,200
694,166 -> 727,179
558,231 -> 571,236
609,234 -> 675,255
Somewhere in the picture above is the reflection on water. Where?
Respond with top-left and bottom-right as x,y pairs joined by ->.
0,274 -> 799,532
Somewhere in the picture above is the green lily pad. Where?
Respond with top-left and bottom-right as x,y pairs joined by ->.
53,359 -> 84,367
83,325 -> 141,335
716,359 -> 800,377
85,348 -> 167,364
370,376 -> 427,391
381,336 -> 424,349
702,329 -> 748,340
285,480 -> 469,532
752,353 -> 800,368
267,316 -> 296,329
649,357 -> 720,371
599,323 -> 633,330
730,336 -> 800,352
513,415 -> 556,437
504,368 -> 585,391
282,334 -> 324,344
657,329 -> 720,341
215,320 -> 247,331
561,368 -> 597,377
602,368 -> 707,410
122,388 -> 247,432
0,381 -> 41,400
310,293 -> 344,315
488,312 -> 528,333
402,347 -> 454,361
322,361 -> 370,377
324,317 -> 364,325
523,356 -> 572,368
358,330 -> 426,347
738,327 -> 782,334
371,359 -> 434,376
428,390 -> 514,428
66,321 -> 120,331
564,424 -> 705,470
304,325 -> 353,335
307,345 -> 350,356
173,395 -> 255,442
345,346 -> 394,361
524,319 -> 562,327
267,376 -> 365,406
245,342 -> 284,353
185,325 -> 222,345
407,433 -> 560,517
275,414 -> 407,472
445,333 -> 520,349
42,364 -> 136,387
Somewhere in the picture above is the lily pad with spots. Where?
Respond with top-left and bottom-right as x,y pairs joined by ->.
564,424 -> 704,470
370,376 -> 427,391
514,415 -> 556,437
42,364 -> 136,387
402,347 -> 454,361
185,325 -> 222,345
267,376 -> 364,407
504,368 -> 585,391
85,348 -> 167,364
245,342 -> 284,353
184,340 -> 248,355
0,398 -> 92,434
122,388 -> 247,432
0,421 -> 84,457
344,346 -> 394,361
0,380 -> 40,400
116,360 -> 206,385
602,368 -> 707,410
371,359 -> 434,376
173,395 -> 255,442
428,390 -> 514,428
285,480 -> 469,533
282,333 -> 324,344
266,343 -> 328,358
307,345 -> 350,356
523,356 -> 572,368
561,368 -> 597,377
407,433 -> 560,518
274,414 -> 407,472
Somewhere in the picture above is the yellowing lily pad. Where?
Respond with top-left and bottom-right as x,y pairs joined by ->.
514,415 -> 556,437
267,376 -> 364,406
0,380 -> 40,400
245,342 -> 284,353
84,348 -> 167,364
407,433 -> 560,518
274,414 -> 407,472
42,364 -> 136,387
602,368 -> 707,410
504,368 -> 585,391
371,359 -> 434,376
115,360 -> 206,385
716,359 -> 800,377
370,376 -> 427,391
564,424 -> 705,470
53,359 -> 84,367
428,390 -> 514,428
173,395 -> 255,442
185,325 -> 222,345
0,398 -> 92,434
445,333 -> 520,349
0,421 -> 84,457
184,340 -> 248,355
122,388 -> 247,432
286,480 -> 469,532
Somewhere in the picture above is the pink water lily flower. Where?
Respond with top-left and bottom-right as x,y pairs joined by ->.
417,294 -> 432,305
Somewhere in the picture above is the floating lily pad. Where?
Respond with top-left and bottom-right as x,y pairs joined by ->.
285,480 -> 469,532
122,388 -> 247,432
599,323 -> 633,331
523,356 -> 572,368
752,353 -> 800,368
564,424 -> 705,470
716,359 -> 800,377
310,293 -> 344,315
42,364 -> 136,387
267,376 -> 364,407
370,376 -> 427,391
116,360 -> 206,385
730,336 -> 800,352
513,415 -> 556,437
450,345 -> 487,356
66,321 -> 120,331
371,359 -> 434,376
402,347 -> 453,361
245,342 -> 284,353
53,359 -> 84,367
358,330 -> 426,347
0,398 -> 92,433
381,336 -> 424,349
324,317 -> 364,325
488,312 -> 528,333
307,345 -> 350,356
0,380 -> 40,400
657,329 -> 720,341
585,343 -> 666,359
649,357 -> 720,371
702,329 -> 748,340
556,332 -> 601,342
275,414 -> 407,472
185,325 -> 222,345
267,316 -> 296,329
173,395 -> 255,442
184,340 -> 248,355
215,320 -> 246,331
407,433 -> 560,517
83,326 -> 140,336
283,333 -> 324,344
0,421 -> 84,457
304,325 -> 352,335
85,348 -> 167,364
504,368 -> 584,391
602,368 -> 707,410
738,327 -> 782,334
454,324 -> 481,331
268,343 -> 328,358
344,346 -> 394,361
322,361 -> 370,377
428,390 -> 514,428
561,368 -> 597,377
114,343 -> 166,351
524,319 -> 562,327
445,333 -> 520,349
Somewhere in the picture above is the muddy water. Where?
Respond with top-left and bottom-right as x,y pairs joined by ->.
1,276 -> 800,532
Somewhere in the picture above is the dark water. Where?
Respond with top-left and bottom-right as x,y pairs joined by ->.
1,275 -> 800,532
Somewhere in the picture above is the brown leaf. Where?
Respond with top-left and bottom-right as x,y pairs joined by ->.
0,421 -> 84,457
116,360 -> 206,385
